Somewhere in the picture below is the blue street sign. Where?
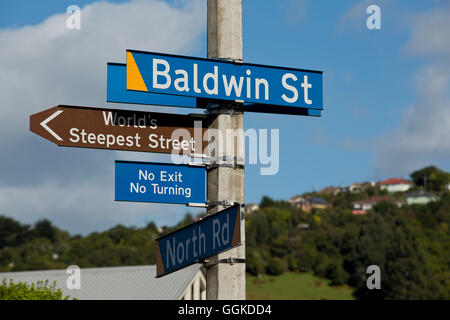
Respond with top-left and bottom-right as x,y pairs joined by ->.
115,161 -> 206,205
156,205 -> 242,277
107,62 -> 322,117
126,50 -> 323,110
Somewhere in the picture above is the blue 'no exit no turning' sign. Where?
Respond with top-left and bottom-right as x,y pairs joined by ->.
115,161 -> 206,205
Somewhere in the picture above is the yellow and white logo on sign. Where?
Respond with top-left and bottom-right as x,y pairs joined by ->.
126,51 -> 148,92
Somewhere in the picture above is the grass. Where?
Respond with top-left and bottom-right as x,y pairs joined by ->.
247,272 -> 355,300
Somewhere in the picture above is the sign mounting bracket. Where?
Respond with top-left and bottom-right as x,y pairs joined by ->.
202,257 -> 246,269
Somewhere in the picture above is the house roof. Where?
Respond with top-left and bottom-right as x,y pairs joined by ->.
320,186 -> 338,193
377,178 -> 413,186
351,182 -> 373,187
309,196 -> 328,205
352,196 -> 389,205
289,195 -> 305,203
0,264 -> 203,300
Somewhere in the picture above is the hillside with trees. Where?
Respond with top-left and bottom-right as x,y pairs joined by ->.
246,194 -> 449,299
0,165 -> 448,299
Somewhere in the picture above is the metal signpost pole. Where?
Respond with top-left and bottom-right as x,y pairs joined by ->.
206,0 -> 245,300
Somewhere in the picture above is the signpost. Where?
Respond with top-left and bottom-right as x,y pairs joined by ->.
29,0 -> 324,300
126,49 -> 323,111
30,105 -> 206,156
204,0 -> 246,300
155,205 -> 242,277
115,160 -> 206,205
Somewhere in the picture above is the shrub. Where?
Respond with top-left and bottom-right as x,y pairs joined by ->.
265,257 -> 286,275
295,245 -> 318,272
325,260 -> 349,286
0,278 -> 69,300
286,255 -> 298,271
246,249 -> 266,276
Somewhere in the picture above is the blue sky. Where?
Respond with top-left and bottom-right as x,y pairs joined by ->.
0,0 -> 449,234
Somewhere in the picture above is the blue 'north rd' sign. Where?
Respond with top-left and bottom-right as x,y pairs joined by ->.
126,50 -> 323,110
115,161 -> 206,205
107,62 -> 322,117
156,205 -> 242,277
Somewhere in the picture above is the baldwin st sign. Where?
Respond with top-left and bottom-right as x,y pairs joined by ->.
126,50 -> 323,111
115,160 -> 206,205
30,105 -> 206,156
108,62 -> 322,117
156,205 -> 242,277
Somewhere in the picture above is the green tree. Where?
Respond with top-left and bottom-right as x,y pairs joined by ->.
0,216 -> 31,248
349,202 -> 442,299
246,248 -> 266,276
260,196 -> 276,208
33,219 -> 57,243
325,259 -> 348,286
410,165 -> 450,192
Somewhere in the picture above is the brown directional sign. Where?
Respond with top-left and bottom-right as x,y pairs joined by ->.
30,105 -> 207,155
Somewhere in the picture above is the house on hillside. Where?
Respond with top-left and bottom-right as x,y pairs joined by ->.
300,196 -> 330,212
377,178 -> 413,193
296,223 -> 310,230
289,195 -> 329,212
0,264 -> 206,300
349,181 -> 375,193
288,195 -> 306,207
352,197 -> 380,214
404,190 -> 439,205
245,203 -> 260,214
308,196 -> 329,211
352,196 -> 403,214
320,186 -> 340,195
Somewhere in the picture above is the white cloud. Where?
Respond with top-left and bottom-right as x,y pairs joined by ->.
285,0 -> 308,25
337,0 -> 370,32
0,0 -> 205,234
406,7 -> 450,59
374,5 -> 450,177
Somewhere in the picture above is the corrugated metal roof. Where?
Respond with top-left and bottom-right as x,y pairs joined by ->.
0,264 -> 203,300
